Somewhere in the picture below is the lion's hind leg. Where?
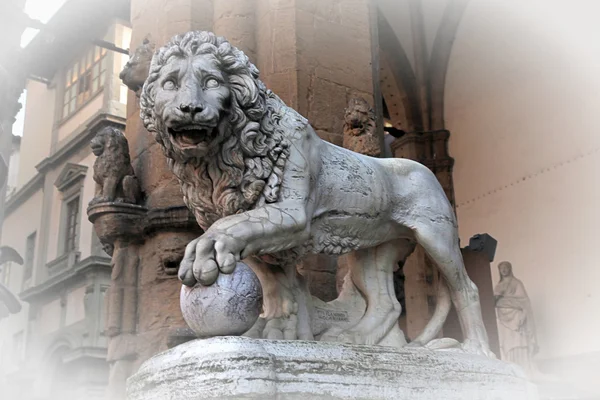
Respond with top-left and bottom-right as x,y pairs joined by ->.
322,239 -> 413,347
413,220 -> 494,357
243,257 -> 313,341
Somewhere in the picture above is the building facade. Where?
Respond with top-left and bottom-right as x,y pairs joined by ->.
0,1 -> 130,398
1,0 -> 599,399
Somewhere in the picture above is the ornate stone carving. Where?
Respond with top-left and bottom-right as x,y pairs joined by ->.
139,31 -> 492,356
495,261 -> 540,375
180,262 -> 262,338
90,127 -> 141,205
342,97 -> 380,157
119,38 -> 155,97
87,127 -> 145,399
88,203 -> 146,400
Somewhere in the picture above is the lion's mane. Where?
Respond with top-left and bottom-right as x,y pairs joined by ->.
140,31 -> 300,230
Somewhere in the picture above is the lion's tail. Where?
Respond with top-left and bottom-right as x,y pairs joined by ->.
410,277 -> 452,345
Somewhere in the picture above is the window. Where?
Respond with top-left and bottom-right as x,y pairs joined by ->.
22,232 -> 36,288
63,196 -> 80,254
62,46 -> 108,119
54,164 -> 87,262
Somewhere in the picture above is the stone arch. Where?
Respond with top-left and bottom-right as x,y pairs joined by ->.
378,11 -> 422,132
377,1 -> 470,132
36,335 -> 79,398
428,0 -> 471,130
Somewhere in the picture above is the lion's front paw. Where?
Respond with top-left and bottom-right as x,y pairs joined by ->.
179,232 -> 245,287
89,196 -> 110,205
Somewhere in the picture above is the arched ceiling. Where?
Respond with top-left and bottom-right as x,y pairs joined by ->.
377,0 -> 470,131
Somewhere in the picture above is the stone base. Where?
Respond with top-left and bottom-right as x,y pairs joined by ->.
127,337 -> 539,400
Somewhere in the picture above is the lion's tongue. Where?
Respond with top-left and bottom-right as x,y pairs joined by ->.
178,130 -> 206,145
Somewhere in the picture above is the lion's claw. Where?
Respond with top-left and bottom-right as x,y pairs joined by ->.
196,258 -> 219,286
179,260 -> 196,287
179,232 -> 244,287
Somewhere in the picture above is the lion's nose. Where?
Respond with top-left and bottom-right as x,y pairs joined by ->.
178,102 -> 204,115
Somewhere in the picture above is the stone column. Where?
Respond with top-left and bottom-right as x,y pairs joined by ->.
88,203 -> 146,399
86,2 -> 213,398
255,0 -> 376,301
109,0 -> 378,391
126,0 -> 211,361
213,0 -> 256,62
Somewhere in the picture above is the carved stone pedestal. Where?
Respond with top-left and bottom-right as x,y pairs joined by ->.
127,337 -> 539,400
88,203 -> 147,399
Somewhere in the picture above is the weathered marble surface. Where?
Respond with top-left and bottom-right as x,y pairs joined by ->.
127,336 -> 539,400
181,262 -> 262,337
140,30 -> 492,356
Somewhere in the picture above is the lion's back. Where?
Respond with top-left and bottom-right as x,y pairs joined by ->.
314,140 -> 448,215
314,141 -> 396,211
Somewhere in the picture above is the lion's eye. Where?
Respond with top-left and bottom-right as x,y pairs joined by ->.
205,78 -> 219,89
163,80 -> 177,90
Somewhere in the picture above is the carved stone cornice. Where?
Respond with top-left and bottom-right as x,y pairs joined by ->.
88,203 -> 200,248
20,255 -> 111,303
144,206 -> 201,236
390,130 -> 454,165
46,251 -> 81,276
54,163 -> 88,191
4,173 -> 44,216
87,203 -> 148,246
36,113 -> 126,175
62,347 -> 108,364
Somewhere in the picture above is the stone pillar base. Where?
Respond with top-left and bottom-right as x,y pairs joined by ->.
127,337 -> 539,400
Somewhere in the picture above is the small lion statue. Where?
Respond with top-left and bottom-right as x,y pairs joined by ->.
90,126 -> 141,205
140,31 -> 492,356
343,97 -> 380,157
119,38 -> 155,97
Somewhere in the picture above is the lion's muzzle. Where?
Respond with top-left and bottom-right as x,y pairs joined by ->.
168,124 -> 218,148
90,139 -> 104,156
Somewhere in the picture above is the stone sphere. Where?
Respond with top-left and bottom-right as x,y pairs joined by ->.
180,262 -> 263,338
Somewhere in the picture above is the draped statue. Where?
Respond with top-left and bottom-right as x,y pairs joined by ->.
494,261 -> 539,375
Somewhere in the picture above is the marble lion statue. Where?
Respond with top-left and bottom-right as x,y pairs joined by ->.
140,31 -> 492,356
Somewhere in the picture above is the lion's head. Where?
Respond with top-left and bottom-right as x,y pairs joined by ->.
120,38 -> 155,96
140,31 -> 293,229
343,98 -> 375,137
91,126 -> 130,159
342,98 -> 380,157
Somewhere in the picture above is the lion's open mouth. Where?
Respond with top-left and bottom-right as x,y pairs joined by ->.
90,142 -> 103,156
169,125 -> 217,148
